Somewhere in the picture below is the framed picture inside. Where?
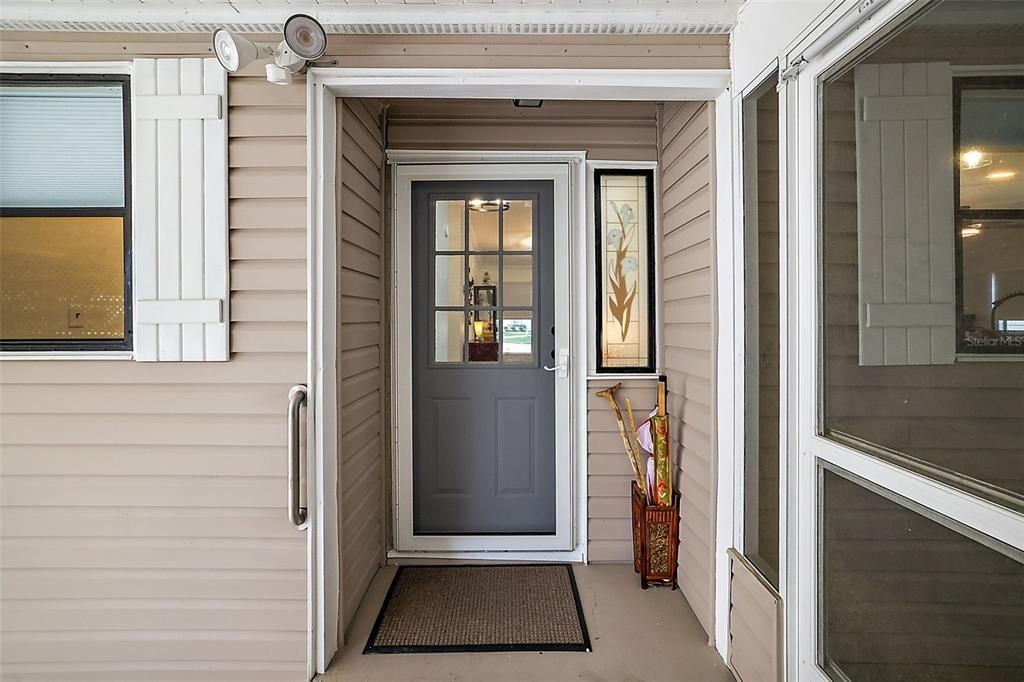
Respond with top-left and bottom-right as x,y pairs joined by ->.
594,168 -> 656,373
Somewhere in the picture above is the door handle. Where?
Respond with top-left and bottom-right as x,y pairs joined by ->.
287,384 -> 308,529
543,349 -> 569,378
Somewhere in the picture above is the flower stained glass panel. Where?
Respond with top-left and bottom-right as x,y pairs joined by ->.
595,170 -> 655,372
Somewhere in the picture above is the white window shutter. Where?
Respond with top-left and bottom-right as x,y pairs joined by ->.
132,58 -> 229,361
854,62 -> 956,366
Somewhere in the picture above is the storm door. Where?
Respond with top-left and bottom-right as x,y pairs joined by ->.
411,180 -> 557,535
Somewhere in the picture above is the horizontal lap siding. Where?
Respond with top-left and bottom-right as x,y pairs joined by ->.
587,378 -> 657,562
659,100 -> 716,639
387,100 -> 659,162
728,551 -> 782,682
0,34 -> 307,681
337,98 -> 386,636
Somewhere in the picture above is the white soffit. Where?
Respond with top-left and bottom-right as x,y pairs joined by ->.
0,0 -> 738,35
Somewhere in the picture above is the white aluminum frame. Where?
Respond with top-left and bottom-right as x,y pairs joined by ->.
780,1 -> 1024,679
390,158 -> 578,554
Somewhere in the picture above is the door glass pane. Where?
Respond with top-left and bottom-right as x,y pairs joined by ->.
504,200 -> 533,251
467,199 -> 500,251
434,255 -> 464,306
503,255 -> 533,307
468,309 -> 498,362
0,216 -> 125,340
819,6 -> 1024,506
742,75 -> 781,587
822,468 -> 1024,681
502,311 -> 534,363
434,311 -> 466,363
468,255 -> 499,306
435,199 -> 465,251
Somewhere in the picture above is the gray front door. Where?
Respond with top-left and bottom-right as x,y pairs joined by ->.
412,180 -> 556,535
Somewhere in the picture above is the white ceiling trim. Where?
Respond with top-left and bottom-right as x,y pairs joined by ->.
0,3 -> 737,34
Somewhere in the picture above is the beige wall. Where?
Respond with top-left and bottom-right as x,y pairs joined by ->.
387,99 -> 660,162
336,98 -> 388,638
0,35 -> 308,679
659,100 -> 717,639
0,30 -> 729,674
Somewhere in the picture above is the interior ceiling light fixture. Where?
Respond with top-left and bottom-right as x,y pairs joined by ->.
961,223 -> 983,238
213,13 -> 327,85
468,199 -> 511,213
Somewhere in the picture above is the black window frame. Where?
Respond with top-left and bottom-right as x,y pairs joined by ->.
953,75 -> 1024,356
594,167 -> 657,374
0,72 -> 133,352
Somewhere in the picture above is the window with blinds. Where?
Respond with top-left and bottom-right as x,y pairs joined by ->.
0,75 -> 132,351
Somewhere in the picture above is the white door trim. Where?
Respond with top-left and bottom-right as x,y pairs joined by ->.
307,67 -> 730,675
391,159 -> 579,553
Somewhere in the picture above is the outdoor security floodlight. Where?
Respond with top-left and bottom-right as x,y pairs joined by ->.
284,14 -> 328,61
212,14 -> 328,86
212,28 -> 272,73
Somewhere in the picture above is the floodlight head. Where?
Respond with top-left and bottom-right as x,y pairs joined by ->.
212,28 -> 267,73
283,14 -> 327,61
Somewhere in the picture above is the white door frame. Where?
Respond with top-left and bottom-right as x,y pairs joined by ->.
778,1 -> 1024,679
306,66 -> 731,674
389,157 -> 578,554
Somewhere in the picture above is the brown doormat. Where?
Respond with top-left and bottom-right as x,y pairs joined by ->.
364,564 -> 591,654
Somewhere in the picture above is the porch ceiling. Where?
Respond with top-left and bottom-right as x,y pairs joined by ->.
0,0 -> 739,35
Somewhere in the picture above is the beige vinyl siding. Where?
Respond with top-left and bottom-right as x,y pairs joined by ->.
337,98 -> 387,636
0,35 -> 307,680
387,99 -> 659,162
658,100 -> 717,639
727,550 -> 782,682
586,379 -> 657,562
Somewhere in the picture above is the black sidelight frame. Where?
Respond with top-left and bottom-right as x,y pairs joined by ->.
0,73 -> 133,352
594,168 -> 657,374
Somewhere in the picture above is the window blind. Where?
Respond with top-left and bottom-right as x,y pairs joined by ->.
0,83 -> 125,208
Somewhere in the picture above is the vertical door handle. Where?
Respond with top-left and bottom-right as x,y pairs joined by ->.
287,384 -> 308,529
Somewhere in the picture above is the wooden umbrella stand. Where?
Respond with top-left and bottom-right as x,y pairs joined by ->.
631,481 -> 680,589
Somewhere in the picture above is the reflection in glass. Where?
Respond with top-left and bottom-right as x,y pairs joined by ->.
434,311 -> 466,363
959,219 -> 1024,352
504,200 -> 533,251
435,200 -> 465,251
434,255 -> 464,307
959,88 -> 1024,211
822,468 -> 1024,681
741,75 -> 781,588
503,255 -> 533,307
502,311 -> 534,363
468,199 -> 500,251
821,66 -> 1024,501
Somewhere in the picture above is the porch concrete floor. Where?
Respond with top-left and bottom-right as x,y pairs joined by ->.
319,563 -> 735,682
